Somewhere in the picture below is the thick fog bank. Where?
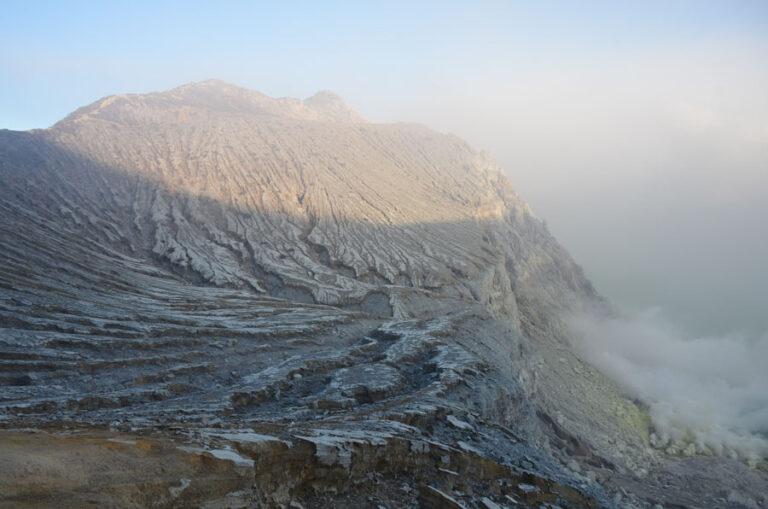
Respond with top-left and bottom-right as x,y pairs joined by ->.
371,44 -> 768,337
568,308 -> 768,464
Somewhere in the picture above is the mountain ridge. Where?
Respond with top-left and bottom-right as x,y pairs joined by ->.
4,81 -> 599,327
54,80 -> 366,129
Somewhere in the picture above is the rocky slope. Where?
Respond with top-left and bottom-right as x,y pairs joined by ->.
0,80 -> 765,508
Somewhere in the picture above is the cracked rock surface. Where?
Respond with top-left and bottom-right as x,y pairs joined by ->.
1,81 -> 765,508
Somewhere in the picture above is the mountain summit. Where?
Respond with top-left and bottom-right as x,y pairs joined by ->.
15,81 -> 595,317
57,80 -> 365,127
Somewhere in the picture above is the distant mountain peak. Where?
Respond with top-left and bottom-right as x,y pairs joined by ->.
169,79 -> 266,99
178,78 -> 241,89
56,80 -> 364,128
304,90 -> 364,123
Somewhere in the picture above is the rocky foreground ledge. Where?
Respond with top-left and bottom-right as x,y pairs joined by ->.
0,422 -> 601,508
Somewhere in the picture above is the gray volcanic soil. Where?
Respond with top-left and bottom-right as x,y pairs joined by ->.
0,80 -> 765,508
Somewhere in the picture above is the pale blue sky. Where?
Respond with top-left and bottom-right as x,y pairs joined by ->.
2,1 -> 767,129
